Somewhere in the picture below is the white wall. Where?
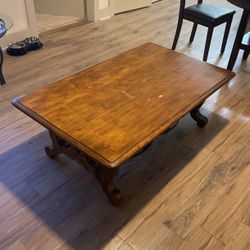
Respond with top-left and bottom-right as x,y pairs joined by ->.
99,0 -> 109,10
0,0 -> 38,48
0,0 -> 28,34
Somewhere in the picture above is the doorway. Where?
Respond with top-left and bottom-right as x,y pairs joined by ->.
33,0 -> 86,33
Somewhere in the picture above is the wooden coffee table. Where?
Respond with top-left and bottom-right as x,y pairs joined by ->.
12,43 -> 234,205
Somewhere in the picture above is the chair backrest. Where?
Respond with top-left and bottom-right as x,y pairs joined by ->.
179,0 -> 203,17
180,0 -> 203,10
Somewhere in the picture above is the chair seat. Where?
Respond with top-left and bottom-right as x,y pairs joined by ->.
184,4 -> 235,22
242,32 -> 250,49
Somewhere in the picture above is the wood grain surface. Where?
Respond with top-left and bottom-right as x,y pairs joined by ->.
12,43 -> 234,167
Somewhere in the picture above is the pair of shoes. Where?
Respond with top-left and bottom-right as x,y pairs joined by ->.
7,37 -> 43,56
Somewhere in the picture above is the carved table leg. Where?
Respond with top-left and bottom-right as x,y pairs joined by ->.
45,131 -> 123,206
86,158 -> 123,206
190,104 -> 208,128
45,132 -> 62,158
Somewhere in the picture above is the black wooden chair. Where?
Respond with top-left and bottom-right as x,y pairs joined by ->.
172,0 -> 236,61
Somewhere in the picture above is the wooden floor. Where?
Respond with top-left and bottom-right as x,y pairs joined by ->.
0,0 -> 249,249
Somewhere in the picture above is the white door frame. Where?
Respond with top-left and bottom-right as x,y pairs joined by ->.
25,0 -> 38,36
84,0 -> 99,21
85,0 -> 113,21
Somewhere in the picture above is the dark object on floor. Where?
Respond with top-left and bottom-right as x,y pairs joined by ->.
7,42 -> 28,56
172,0 -> 235,62
227,0 -> 250,70
22,37 -> 43,51
7,37 -> 43,57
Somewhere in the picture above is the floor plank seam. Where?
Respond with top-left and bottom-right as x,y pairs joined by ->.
200,225 -> 226,246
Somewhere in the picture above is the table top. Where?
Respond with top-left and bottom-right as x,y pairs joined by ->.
0,13 -> 13,38
12,43 -> 234,168
227,0 -> 250,10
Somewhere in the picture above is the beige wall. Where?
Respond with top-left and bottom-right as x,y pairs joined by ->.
99,0 -> 109,10
113,0 -> 151,14
0,0 -> 28,34
0,0 -> 38,48
96,0 -> 159,20
34,0 -> 85,18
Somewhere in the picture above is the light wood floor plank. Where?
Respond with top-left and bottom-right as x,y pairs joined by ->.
225,223 -> 250,250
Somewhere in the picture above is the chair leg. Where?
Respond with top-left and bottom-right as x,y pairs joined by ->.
203,27 -> 214,62
189,23 -> 198,43
172,17 -> 183,50
0,46 -> 6,85
227,9 -> 249,70
221,17 -> 233,54
243,49 -> 249,60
